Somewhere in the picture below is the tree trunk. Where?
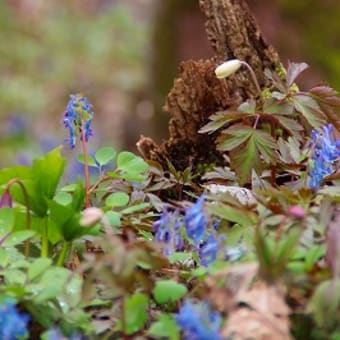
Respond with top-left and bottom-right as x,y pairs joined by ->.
137,0 -> 280,171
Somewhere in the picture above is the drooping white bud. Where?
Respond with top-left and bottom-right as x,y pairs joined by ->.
214,59 -> 242,79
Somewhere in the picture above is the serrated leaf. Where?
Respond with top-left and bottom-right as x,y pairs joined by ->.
227,129 -> 277,185
238,99 -> 256,114
153,280 -> 187,304
286,61 -> 309,87
217,126 -> 253,152
231,136 -> 261,185
95,147 -> 117,166
105,192 -> 129,208
292,94 -> 325,128
276,116 -> 304,135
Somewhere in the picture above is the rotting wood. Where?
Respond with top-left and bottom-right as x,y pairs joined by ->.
137,0 -> 280,171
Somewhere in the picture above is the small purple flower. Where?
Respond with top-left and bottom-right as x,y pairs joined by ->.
154,209 -> 184,256
175,300 -> 222,340
198,234 -> 219,267
184,196 -> 208,246
308,124 -> 340,190
63,94 -> 94,149
0,299 -> 30,340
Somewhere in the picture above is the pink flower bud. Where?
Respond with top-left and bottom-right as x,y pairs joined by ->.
287,205 -> 306,219
80,207 -> 103,227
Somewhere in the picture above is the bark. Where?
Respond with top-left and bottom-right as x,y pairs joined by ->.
137,0 -> 280,171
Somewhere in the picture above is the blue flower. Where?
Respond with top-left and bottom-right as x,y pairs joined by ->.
175,300 -> 222,340
308,124 -> 340,190
63,94 -> 94,149
184,196 -> 208,246
0,299 -> 30,340
198,234 -> 219,267
154,209 -> 184,256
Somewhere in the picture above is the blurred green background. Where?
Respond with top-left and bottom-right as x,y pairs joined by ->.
0,0 -> 339,169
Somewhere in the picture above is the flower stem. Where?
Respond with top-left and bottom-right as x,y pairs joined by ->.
57,240 -> 70,267
80,126 -> 91,208
5,179 -> 31,258
240,61 -> 263,100
41,217 -> 49,257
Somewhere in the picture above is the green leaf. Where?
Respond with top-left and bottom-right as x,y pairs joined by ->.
0,207 -> 14,238
121,202 -> 150,214
217,126 -> 253,152
153,280 -> 187,304
34,267 -> 70,303
212,203 -> 258,227
148,314 -> 180,340
238,99 -> 256,114
105,192 -> 129,208
54,191 -> 72,206
95,147 -> 117,166
28,258 -> 52,280
31,147 -> 67,216
231,135 -> 261,185
226,128 -> 277,185
292,95 -> 325,128
105,211 -> 121,227
199,110 -> 249,134
3,230 -> 36,247
124,293 -> 149,335
117,151 -> 149,174
77,153 -> 97,167
168,252 -> 192,264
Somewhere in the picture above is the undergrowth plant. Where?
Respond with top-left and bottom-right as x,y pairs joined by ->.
0,58 -> 339,340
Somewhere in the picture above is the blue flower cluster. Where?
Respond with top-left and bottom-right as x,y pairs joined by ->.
184,196 -> 220,266
175,300 -> 222,340
0,299 -> 30,340
63,94 -> 94,149
153,196 -> 245,266
308,124 -> 340,190
153,209 -> 184,256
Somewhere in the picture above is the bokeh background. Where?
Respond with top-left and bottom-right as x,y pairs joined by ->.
0,0 -> 339,172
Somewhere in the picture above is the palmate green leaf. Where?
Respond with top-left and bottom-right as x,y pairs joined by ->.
220,127 -> 277,184
217,126 -> 253,152
77,153 -> 97,167
292,94 -> 326,128
199,110 -> 251,134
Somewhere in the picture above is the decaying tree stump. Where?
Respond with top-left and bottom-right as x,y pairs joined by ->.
137,0 -> 280,171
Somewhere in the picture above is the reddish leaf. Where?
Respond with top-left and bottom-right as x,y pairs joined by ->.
286,61 -> 309,87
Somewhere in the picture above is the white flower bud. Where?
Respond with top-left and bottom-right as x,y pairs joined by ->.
215,59 -> 242,79
80,207 -> 103,227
